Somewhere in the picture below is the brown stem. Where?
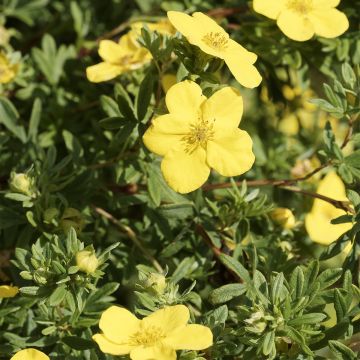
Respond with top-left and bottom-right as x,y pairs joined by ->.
92,206 -> 163,272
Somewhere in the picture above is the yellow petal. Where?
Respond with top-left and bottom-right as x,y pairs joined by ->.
206,129 -> 255,177
165,324 -> 213,350
167,11 -> 198,38
92,334 -> 134,355
0,285 -> 19,298
99,306 -> 140,344
308,9 -> 349,38
313,0 -> 340,8
86,62 -> 124,83
278,113 -> 299,136
225,55 -> 262,88
143,114 -> 186,156
143,305 -> 190,333
10,349 -> 49,360
202,87 -> 243,130
277,10 -> 315,41
253,0 -> 286,19
165,80 -> 206,119
119,32 -> 140,52
130,345 -> 176,360
225,39 -> 258,64
98,40 -> 126,63
161,74 -> 177,93
161,146 -> 210,193
315,172 -> 348,202
305,210 -> 352,245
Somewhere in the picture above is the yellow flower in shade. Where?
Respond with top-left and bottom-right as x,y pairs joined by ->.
86,33 -> 151,83
0,52 -> 19,84
161,73 -> 177,93
167,11 -> 262,88
143,81 -> 255,193
130,19 -> 176,38
270,208 -> 296,230
253,0 -> 349,42
93,305 -> 213,360
0,285 -> 19,298
305,172 -> 352,245
10,349 -> 49,360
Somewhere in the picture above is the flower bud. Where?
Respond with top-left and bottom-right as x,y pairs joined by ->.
76,249 -> 99,274
145,273 -> 167,295
270,208 -> 296,230
9,172 -> 33,196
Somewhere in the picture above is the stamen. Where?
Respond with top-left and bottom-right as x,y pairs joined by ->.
129,325 -> 166,347
202,32 -> 229,51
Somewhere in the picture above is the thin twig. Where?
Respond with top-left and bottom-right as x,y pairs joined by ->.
92,206 -> 163,272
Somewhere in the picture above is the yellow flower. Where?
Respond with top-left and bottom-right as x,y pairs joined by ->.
93,304 -> 213,360
10,349 -> 49,360
167,11 -> 262,88
143,81 -> 255,193
0,285 -> 19,298
76,249 -> 99,274
0,52 -> 19,84
253,0 -> 349,42
305,172 -> 352,245
161,73 -> 177,93
86,33 -> 151,83
130,19 -> 176,38
270,208 -> 296,230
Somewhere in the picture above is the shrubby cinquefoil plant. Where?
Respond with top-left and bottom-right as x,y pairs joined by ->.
0,1 -> 359,359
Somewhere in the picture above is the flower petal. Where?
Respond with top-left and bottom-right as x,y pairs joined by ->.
86,62 -> 124,83
93,334 -> 134,355
143,305 -> 190,333
253,0 -> 286,19
99,306 -> 140,344
313,0 -> 340,8
165,324 -> 213,350
130,345 -> 176,360
224,55 -> 262,88
98,40 -> 126,63
206,129 -> 255,177
0,285 -> 19,298
308,9 -> 349,38
305,210 -> 352,245
143,114 -> 188,156
165,80 -> 206,120
277,10 -> 315,41
161,146 -> 210,193
167,11 -> 199,38
225,39 -> 258,64
10,349 -> 49,360
202,87 -> 243,131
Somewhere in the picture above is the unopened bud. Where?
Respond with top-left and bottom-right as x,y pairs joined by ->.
76,249 -> 99,274
9,173 -> 33,196
145,273 -> 166,295
270,208 -> 296,230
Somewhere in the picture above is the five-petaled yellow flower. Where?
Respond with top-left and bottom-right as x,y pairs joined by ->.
0,52 -> 19,84
10,349 -> 49,360
305,172 -> 352,245
0,285 -> 19,298
143,81 -> 255,193
93,304 -> 213,360
253,0 -> 349,42
167,11 -> 262,88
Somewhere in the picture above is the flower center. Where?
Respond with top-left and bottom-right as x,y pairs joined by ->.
182,118 -> 215,154
286,0 -> 313,14
202,32 -> 229,51
129,325 -> 165,347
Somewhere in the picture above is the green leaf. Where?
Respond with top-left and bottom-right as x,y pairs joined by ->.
218,254 -> 251,283
287,313 -> 327,327
136,71 -> 154,121
209,283 -> 247,304
262,331 -> 275,356
49,284 -> 67,306
28,98 -> 42,142
99,117 -> 129,130
271,272 -> 285,304
290,266 -> 304,299
317,268 -> 343,290
329,340 -> 356,360
345,150 -> 360,168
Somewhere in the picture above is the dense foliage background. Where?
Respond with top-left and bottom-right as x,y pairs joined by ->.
0,0 -> 360,359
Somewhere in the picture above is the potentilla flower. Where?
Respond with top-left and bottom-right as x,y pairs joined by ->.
167,11 -> 262,88
0,52 -> 19,84
86,33 -> 151,83
10,349 -> 49,360
305,172 -> 352,245
253,0 -> 349,42
93,304 -> 213,360
270,208 -> 296,230
0,285 -> 19,298
143,81 -> 255,193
